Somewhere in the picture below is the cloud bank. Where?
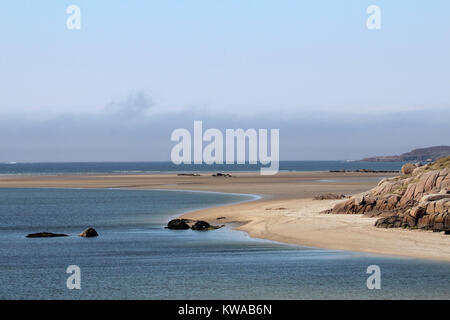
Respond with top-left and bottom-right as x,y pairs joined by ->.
0,106 -> 449,162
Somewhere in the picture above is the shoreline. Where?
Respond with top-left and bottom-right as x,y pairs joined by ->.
180,197 -> 450,263
2,171 -> 450,262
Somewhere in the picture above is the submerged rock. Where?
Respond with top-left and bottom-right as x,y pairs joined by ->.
26,232 -> 68,238
167,219 -> 190,230
79,227 -> 99,237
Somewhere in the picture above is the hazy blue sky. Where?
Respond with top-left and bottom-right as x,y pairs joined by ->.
0,1 -> 449,161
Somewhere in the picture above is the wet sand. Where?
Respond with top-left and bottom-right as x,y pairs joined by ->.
0,171 -> 391,198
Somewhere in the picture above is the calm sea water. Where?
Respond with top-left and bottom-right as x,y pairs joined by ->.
0,161 -> 405,176
0,188 -> 449,300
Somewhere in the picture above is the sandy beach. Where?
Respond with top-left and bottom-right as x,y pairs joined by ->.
1,171 -> 449,262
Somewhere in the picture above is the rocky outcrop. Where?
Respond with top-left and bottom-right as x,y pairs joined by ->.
26,232 -> 68,238
79,227 -> 99,237
328,156 -> 450,232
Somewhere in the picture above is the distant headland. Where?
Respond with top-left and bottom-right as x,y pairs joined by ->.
360,146 -> 450,162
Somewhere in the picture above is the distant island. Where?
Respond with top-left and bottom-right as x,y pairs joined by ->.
360,146 -> 450,162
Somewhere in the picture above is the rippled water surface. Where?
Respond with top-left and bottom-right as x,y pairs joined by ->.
0,188 -> 449,299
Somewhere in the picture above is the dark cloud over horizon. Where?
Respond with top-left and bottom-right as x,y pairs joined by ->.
0,107 -> 449,162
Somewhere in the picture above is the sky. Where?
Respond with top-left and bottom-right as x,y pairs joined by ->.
0,1 -> 449,161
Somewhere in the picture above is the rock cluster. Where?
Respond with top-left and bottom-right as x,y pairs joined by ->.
328,156 -> 450,232
167,219 -> 223,231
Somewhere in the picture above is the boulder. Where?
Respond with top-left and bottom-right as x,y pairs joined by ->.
26,232 -> 68,238
167,219 -> 191,230
401,163 -> 417,175
191,220 -> 223,231
191,220 -> 212,231
79,227 -> 98,237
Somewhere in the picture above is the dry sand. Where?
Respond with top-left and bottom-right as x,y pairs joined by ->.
182,198 -> 450,262
2,171 -> 449,261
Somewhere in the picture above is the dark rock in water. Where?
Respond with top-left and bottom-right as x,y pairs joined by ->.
26,232 -> 68,238
191,220 -> 211,231
167,219 -> 190,230
168,219 -> 222,231
79,227 -> 98,237
191,220 -> 223,231
212,173 -> 232,177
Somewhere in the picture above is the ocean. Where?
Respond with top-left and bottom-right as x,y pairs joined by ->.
0,161 -> 405,176
0,187 -> 449,299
